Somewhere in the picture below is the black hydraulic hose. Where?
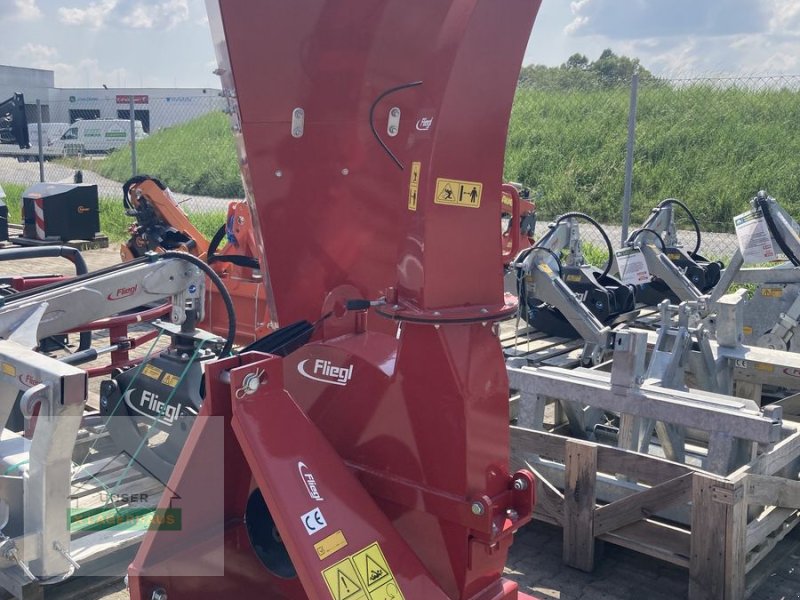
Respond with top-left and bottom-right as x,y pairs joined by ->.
627,228 -> 667,252
369,81 -> 423,170
207,224 -> 260,270
553,212 -> 614,279
657,198 -> 701,256
122,174 -> 166,210
755,191 -> 800,267
160,251 -> 237,357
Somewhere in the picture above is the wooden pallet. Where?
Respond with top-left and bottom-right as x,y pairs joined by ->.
504,312 -> 800,599
510,425 -> 800,599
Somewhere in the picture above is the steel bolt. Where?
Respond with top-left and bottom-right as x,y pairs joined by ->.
471,502 -> 485,516
275,170 -> 283,177
513,478 -> 529,491
151,589 -> 168,600
390,108 -> 400,118
506,508 -> 519,521
341,168 -> 349,176
388,126 -> 398,135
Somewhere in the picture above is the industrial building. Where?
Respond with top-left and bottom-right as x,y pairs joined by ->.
0,64 -> 223,133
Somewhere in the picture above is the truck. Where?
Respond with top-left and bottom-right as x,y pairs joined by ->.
48,119 -> 147,155
28,122 -> 70,147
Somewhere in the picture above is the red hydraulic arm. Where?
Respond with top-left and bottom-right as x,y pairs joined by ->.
129,1 -> 542,599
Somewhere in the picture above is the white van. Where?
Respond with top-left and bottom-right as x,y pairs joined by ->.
27,123 -> 70,147
50,119 -> 147,155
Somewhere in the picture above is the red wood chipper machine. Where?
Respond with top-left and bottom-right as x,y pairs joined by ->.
128,1 -> 542,599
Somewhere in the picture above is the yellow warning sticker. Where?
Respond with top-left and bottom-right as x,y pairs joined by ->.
756,362 -> 775,373
501,191 -> 513,208
565,274 -> 582,283
161,373 -> 180,388
321,542 -> 404,600
408,162 -> 421,211
742,326 -> 753,336
351,543 -> 404,599
143,364 -> 163,380
434,178 -> 482,208
322,556 -> 367,600
538,263 -> 554,276
315,530 -> 348,561
1,363 -> 15,377
761,287 -> 783,298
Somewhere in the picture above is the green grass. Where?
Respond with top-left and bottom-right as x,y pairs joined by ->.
95,111 -> 243,199
2,181 -> 224,243
506,83 -> 800,231
73,82 -> 800,237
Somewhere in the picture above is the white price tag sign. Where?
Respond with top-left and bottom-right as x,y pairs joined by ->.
615,247 -> 651,285
734,209 -> 777,264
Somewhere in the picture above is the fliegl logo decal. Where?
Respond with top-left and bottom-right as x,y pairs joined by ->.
298,461 -> 324,501
415,116 -> 433,131
108,284 -> 138,301
123,388 -> 183,427
297,359 -> 353,386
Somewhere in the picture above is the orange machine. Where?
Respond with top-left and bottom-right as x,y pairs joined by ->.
120,175 -> 270,344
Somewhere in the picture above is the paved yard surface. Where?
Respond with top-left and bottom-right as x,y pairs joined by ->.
1,246 -> 798,600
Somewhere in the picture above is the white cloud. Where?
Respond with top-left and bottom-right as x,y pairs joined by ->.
14,43 -> 59,66
121,0 -> 189,29
564,16 -> 588,36
12,42 -> 128,88
58,0 -> 189,30
0,0 -> 42,21
58,0 -> 117,29
16,0 -> 42,20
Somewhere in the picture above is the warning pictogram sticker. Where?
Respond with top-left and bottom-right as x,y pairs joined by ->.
321,541 -> 404,600
434,178 -> 482,208
408,161 -> 421,211
351,542 -> 405,599
322,557 -> 367,600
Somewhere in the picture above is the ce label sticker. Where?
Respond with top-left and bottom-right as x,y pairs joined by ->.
301,507 -> 327,535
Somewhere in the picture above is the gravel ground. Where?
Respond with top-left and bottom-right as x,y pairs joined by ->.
0,157 -> 230,213
3,247 -> 800,600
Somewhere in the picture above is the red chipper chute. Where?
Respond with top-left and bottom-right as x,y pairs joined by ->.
128,1 -> 542,599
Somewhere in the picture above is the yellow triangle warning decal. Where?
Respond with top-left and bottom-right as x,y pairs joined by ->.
364,554 -> 389,588
337,569 -> 362,600
322,557 -> 367,600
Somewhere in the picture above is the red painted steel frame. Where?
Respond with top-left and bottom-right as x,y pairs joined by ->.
130,0 -> 542,598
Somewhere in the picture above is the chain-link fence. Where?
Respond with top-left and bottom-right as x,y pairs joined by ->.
508,73 -> 800,262
2,75 -> 799,260
0,94 -> 232,222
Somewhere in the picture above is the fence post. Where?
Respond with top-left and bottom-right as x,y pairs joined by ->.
129,96 -> 137,177
36,100 -> 44,183
620,70 -> 639,245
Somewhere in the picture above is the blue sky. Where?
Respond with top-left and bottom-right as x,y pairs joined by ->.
1,0 -> 799,89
